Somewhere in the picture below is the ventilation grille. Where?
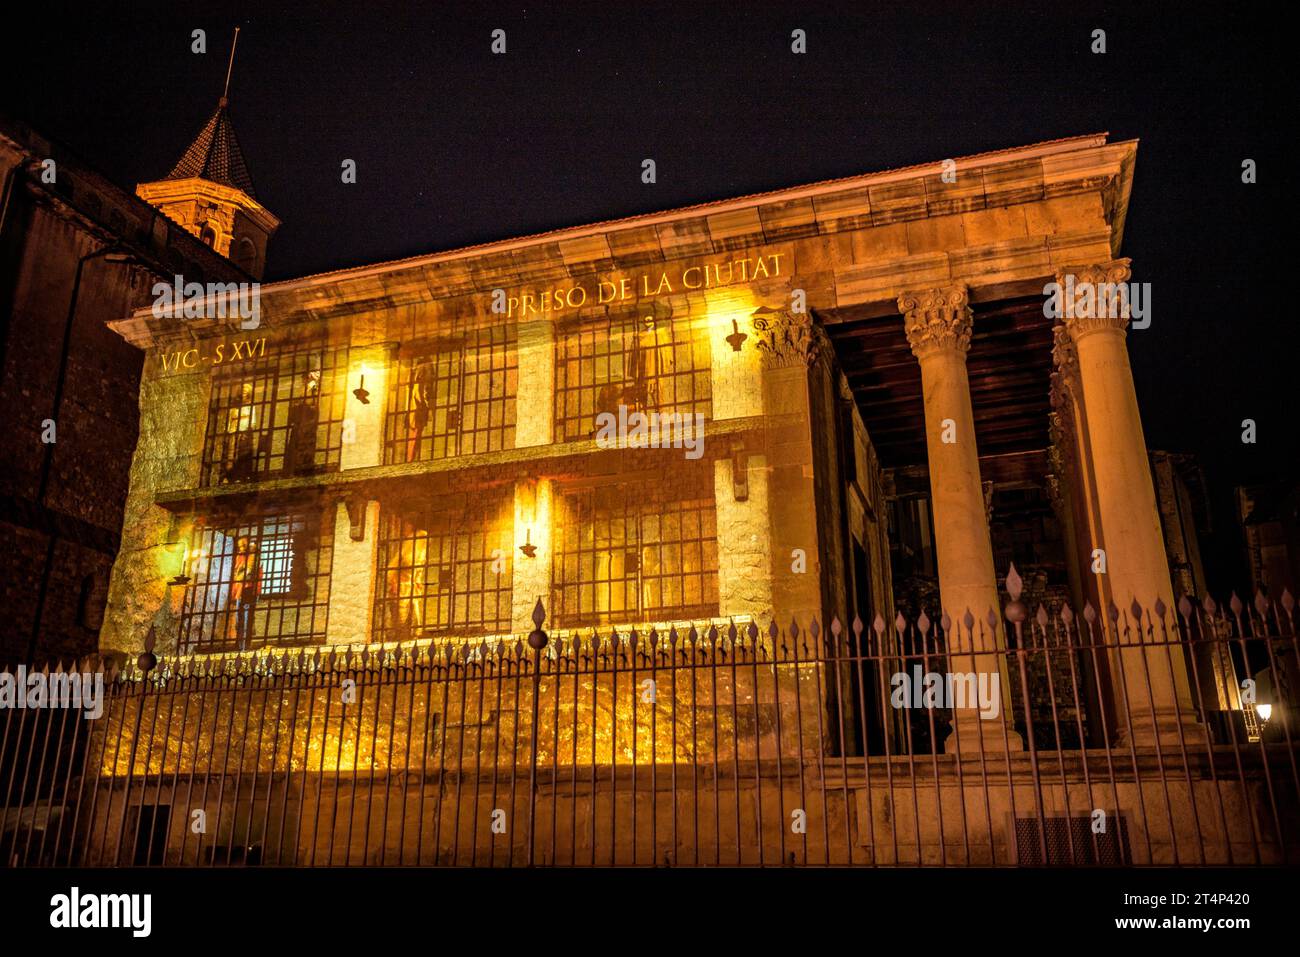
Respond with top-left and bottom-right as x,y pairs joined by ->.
1015,814 -> 1129,865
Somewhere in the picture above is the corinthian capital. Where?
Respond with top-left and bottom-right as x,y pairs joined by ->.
1056,258 -> 1134,341
899,285 -> 973,359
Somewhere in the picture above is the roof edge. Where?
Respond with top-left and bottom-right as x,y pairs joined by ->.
260,132 -> 1115,295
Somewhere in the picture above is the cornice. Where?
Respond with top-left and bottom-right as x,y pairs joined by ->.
111,135 -> 1137,348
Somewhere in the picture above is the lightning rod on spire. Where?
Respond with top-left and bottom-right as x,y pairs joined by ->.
221,27 -> 241,105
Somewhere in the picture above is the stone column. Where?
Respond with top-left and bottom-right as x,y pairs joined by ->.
1050,328 -> 1111,616
1047,396 -> 1115,734
1059,260 -> 1203,745
898,286 -> 1019,752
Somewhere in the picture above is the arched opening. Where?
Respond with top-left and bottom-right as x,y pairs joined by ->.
234,236 -> 259,274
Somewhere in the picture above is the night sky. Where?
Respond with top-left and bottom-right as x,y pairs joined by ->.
2,1 -> 1291,588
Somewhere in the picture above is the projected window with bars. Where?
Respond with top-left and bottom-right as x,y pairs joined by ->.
177,509 -> 333,653
383,327 -> 518,464
372,490 -> 514,642
551,473 -> 719,628
554,314 -> 712,443
199,338 -> 349,487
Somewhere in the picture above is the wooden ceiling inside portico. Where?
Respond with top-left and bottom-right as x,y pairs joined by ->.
818,295 -> 1054,470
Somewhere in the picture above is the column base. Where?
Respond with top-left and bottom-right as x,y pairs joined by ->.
1116,710 -> 1208,749
944,713 -> 1024,754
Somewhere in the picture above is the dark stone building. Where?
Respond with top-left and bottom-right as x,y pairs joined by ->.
0,110 -> 261,663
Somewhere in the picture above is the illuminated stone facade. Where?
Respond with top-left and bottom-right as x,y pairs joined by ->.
100,257 -> 846,654
102,132 -> 1199,748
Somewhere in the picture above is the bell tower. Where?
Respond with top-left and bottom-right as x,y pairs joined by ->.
137,29 -> 279,278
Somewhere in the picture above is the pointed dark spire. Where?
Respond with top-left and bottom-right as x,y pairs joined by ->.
163,99 -> 258,199
163,30 -> 255,198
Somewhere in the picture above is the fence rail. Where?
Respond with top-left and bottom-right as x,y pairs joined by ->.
3,573 -> 1298,867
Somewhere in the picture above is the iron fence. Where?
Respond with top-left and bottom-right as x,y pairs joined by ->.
2,571 -> 1297,867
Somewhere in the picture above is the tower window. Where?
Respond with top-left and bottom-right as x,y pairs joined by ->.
234,236 -> 258,273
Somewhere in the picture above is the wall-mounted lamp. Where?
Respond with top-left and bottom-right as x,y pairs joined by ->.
519,528 -> 537,559
1245,700 -> 1274,742
168,542 -> 192,585
353,372 -> 370,405
725,318 -> 748,352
